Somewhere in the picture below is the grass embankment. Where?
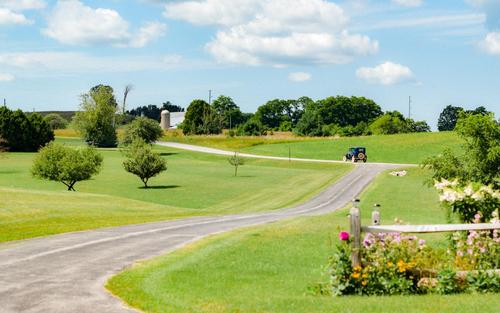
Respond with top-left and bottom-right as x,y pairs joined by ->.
161,131 -> 462,164
0,137 -> 351,243
107,167 -> 499,313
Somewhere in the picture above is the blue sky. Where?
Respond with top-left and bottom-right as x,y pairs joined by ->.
0,0 -> 499,128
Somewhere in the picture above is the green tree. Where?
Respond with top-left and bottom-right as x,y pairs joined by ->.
0,107 -> 54,152
423,113 -> 500,188
182,99 -> 221,135
74,85 -> 118,147
212,95 -> 243,129
123,139 -> 167,188
44,113 -> 68,130
314,96 -> 382,127
122,117 -> 163,145
237,118 -> 266,136
228,152 -> 244,176
438,105 -> 464,131
254,98 -> 305,130
31,142 -> 103,191
369,112 -> 409,135
294,109 -> 322,136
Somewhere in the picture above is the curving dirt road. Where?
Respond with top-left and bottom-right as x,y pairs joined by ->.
0,143 -> 404,313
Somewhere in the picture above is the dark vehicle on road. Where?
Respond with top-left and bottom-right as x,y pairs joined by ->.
343,147 -> 367,163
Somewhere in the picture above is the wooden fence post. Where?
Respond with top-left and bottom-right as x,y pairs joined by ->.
350,199 -> 361,268
372,204 -> 381,226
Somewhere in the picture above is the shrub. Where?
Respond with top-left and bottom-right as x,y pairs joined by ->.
123,139 -> 167,188
0,107 -> 54,152
44,113 -> 68,130
182,99 -> 221,135
237,118 -> 266,136
31,142 -> 103,191
434,179 -> 499,222
122,117 -> 163,145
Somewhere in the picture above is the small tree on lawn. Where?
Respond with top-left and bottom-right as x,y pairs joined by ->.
122,116 -> 163,145
123,139 -> 167,188
228,152 -> 244,176
31,142 -> 103,191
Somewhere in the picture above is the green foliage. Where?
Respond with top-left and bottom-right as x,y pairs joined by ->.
237,118 -> 266,136
73,85 -> 118,147
123,139 -> 167,188
294,109 -> 322,136
313,96 -> 383,127
436,269 -> 463,294
182,99 -> 221,135
31,142 -> 103,191
122,117 -> 163,145
227,152 -> 244,176
423,113 -> 500,188
212,95 -> 244,129
128,102 -> 184,122
0,107 -> 54,152
44,113 -> 68,130
438,105 -> 464,131
369,112 -> 410,135
466,271 -> 500,293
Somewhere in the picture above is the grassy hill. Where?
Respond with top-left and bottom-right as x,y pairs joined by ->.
107,167 -> 497,313
162,132 -> 463,164
0,137 -> 351,243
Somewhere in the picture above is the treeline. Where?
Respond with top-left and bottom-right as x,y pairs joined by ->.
180,95 -> 431,137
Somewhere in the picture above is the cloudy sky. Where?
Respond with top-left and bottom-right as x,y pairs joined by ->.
0,0 -> 499,127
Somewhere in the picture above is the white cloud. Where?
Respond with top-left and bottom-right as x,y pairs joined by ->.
163,0 -> 378,66
0,8 -> 32,25
0,73 -> 14,82
42,0 -> 166,48
392,0 -> 423,7
288,72 -> 311,82
0,0 -> 45,10
0,52 -> 205,76
356,61 -> 415,85
481,31 -> 500,55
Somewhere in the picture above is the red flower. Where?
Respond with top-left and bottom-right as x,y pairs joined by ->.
339,231 -> 350,241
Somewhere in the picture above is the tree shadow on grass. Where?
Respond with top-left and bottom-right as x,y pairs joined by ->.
159,152 -> 178,157
139,185 -> 180,190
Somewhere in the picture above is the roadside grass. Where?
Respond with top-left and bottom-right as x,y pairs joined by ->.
107,167 -> 498,313
0,137 -> 351,243
241,132 -> 462,164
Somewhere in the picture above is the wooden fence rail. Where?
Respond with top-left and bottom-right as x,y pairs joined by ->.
349,200 -> 500,267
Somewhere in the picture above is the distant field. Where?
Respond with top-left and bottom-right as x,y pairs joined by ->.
0,137 -> 351,242
107,167 -> 496,313
241,132 -> 462,164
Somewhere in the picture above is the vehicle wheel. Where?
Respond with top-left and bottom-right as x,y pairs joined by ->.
342,156 -> 347,162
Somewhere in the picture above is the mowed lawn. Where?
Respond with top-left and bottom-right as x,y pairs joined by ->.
235,132 -> 462,164
0,137 -> 352,243
107,167 -> 499,313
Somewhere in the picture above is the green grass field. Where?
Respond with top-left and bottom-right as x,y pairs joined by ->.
0,137 -> 351,243
107,167 -> 499,313
241,132 -> 462,164
162,131 -> 463,164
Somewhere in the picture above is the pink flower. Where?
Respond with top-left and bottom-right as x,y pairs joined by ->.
418,239 -> 426,247
339,231 -> 350,241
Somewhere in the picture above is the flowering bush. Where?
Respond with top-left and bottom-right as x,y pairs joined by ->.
451,212 -> 500,271
434,179 -> 499,222
320,224 -> 499,296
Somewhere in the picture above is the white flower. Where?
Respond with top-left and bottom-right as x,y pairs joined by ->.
464,185 -> 474,196
480,185 -> 493,195
471,191 -> 484,201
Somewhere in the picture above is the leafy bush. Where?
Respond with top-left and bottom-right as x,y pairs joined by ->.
123,139 -> 167,188
44,113 -> 68,130
182,99 -> 221,135
434,179 -> 499,222
122,117 -> 163,145
0,107 -> 54,152
31,142 -> 103,191
228,152 -> 244,176
237,118 -> 266,136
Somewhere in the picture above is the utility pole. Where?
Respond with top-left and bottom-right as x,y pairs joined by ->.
3,98 -> 6,107
408,96 -> 411,119
208,89 -> 212,105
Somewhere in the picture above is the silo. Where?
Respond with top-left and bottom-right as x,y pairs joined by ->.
160,110 -> 170,130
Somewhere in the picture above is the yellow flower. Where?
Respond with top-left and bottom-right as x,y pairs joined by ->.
352,272 -> 360,279
387,261 -> 393,267
362,273 -> 368,278
353,266 -> 362,272
361,281 -> 367,286
397,260 -> 405,267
